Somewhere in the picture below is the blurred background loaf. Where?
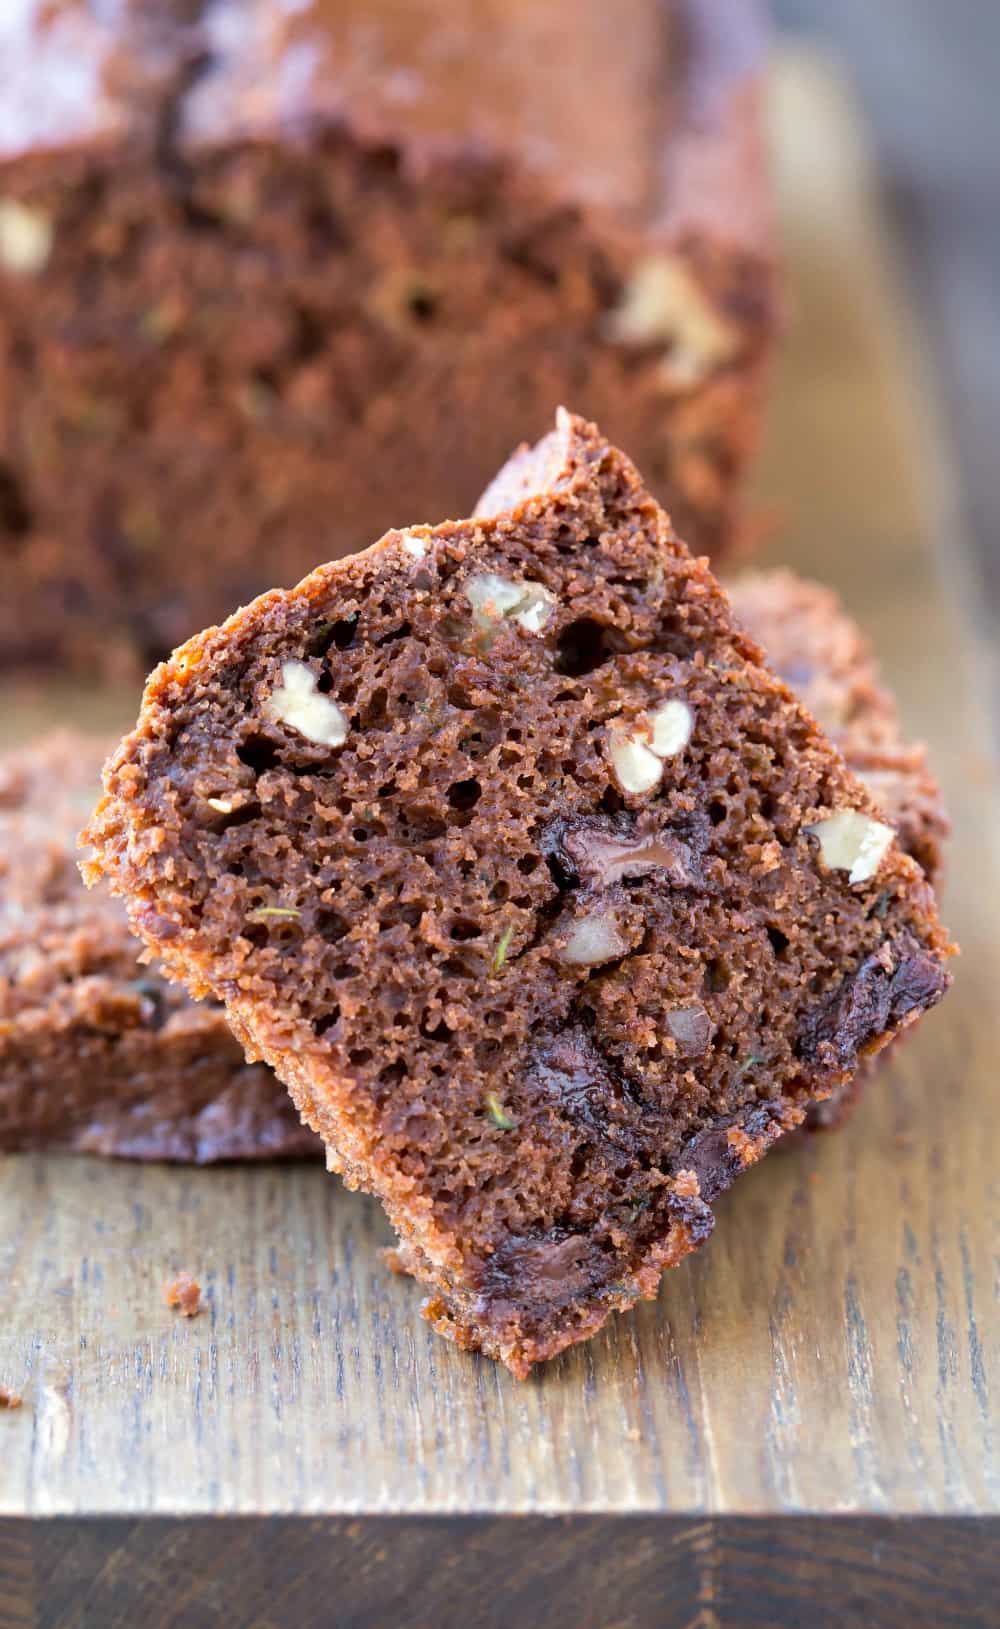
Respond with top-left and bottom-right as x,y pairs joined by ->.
0,0 -> 774,678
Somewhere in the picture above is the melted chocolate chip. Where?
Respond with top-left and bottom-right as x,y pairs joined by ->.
664,1103 -> 785,1244
797,932 -> 947,1071
542,812 -> 703,893
477,1229 -> 606,1325
672,1104 -> 777,1203
529,1023 -> 647,1137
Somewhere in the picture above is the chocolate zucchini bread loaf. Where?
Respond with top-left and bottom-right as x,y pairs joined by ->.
83,412 -> 953,1375
0,0 -> 773,676
0,732 -> 315,1161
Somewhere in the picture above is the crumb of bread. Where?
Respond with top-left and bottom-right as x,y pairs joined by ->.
164,1270 -> 204,1317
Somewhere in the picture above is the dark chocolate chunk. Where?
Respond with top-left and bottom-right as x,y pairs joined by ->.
542,812 -> 703,892
797,933 -> 948,1073
529,1024 -> 648,1138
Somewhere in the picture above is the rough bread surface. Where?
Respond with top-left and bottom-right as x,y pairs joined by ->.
729,570 -> 948,889
0,0 -> 774,677
84,412 -> 953,1375
728,570 -> 949,1131
0,732 -> 315,1161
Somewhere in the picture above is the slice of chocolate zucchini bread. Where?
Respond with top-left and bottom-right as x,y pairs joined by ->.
728,570 -> 948,890
1,732 -> 316,1161
82,411 -> 953,1375
728,569 -> 949,1131
0,0 -> 774,676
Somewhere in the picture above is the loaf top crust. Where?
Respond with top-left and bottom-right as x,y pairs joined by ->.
1,0 -> 769,246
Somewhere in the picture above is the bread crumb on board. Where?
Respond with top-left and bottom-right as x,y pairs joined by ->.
0,1386 -> 24,1410
164,1271 -> 204,1318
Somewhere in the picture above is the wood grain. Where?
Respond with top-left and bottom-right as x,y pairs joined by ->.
3,1516 -> 999,1629
0,60 -> 997,1559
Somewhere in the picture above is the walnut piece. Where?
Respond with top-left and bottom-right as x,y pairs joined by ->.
648,699 -> 693,758
806,808 -> 894,884
399,530 -> 428,559
608,730 -> 663,796
605,254 -> 740,386
561,910 -> 629,967
665,1003 -> 713,1056
0,199 -> 52,274
263,659 -> 348,748
608,698 -> 694,795
464,572 -> 556,634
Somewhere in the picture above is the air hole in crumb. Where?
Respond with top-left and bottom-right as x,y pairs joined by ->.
375,621 -> 411,647
181,198 -> 226,233
450,918 -> 480,941
554,617 -> 621,677
517,853 -> 540,875
653,628 -> 697,661
0,462 -> 32,538
406,287 -> 438,322
490,881 -> 509,904
364,687 -> 388,726
600,785 -> 623,815
314,1008 -> 341,1037
420,1015 -> 454,1042
766,926 -> 790,959
211,801 -> 260,832
237,735 -> 280,774
318,909 -> 350,942
309,614 -> 357,657
379,1060 -> 406,1087
349,1047 -> 372,1067
447,777 -> 481,811
332,961 -> 361,980
708,799 -> 728,827
705,958 -> 730,993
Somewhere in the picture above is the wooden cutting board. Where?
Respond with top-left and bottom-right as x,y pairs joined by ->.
1,56 -> 997,1628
